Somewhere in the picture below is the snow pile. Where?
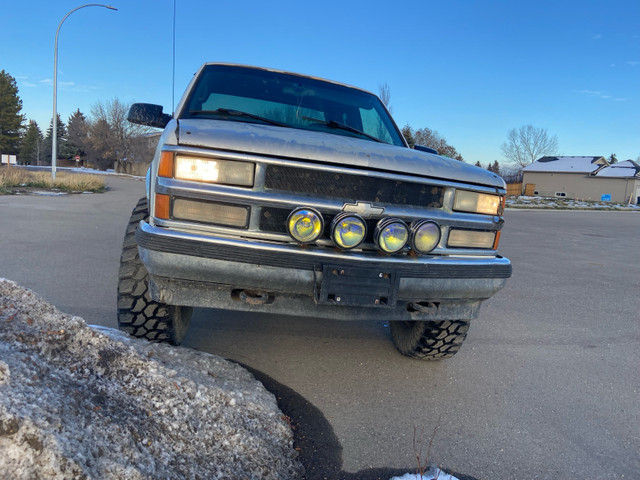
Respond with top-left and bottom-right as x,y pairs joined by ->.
0,279 -> 303,480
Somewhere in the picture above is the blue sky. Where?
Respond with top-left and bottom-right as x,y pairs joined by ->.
2,0 -> 639,165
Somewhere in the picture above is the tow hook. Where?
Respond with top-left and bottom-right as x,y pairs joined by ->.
407,301 -> 439,314
236,289 -> 274,305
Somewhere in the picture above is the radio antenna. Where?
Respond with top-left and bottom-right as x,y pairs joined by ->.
172,0 -> 176,114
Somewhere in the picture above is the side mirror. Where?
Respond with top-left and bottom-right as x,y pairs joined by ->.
414,144 -> 439,155
127,103 -> 172,128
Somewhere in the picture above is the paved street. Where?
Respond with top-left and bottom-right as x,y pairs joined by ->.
1,175 -> 638,479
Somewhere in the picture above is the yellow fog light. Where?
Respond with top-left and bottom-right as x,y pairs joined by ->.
331,213 -> 367,249
410,220 -> 441,254
448,229 -> 496,249
375,218 -> 409,254
287,208 -> 324,244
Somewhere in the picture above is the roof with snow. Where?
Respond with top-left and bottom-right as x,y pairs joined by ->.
523,156 -> 607,173
596,160 -> 640,178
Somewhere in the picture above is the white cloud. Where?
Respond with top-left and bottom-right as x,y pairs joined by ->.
39,78 -> 77,88
579,89 -> 603,97
577,90 -> 628,102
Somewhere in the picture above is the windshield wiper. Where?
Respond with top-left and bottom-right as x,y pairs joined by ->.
303,117 -> 382,143
188,108 -> 291,128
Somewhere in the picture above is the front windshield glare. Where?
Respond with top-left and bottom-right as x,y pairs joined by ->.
182,65 -> 405,146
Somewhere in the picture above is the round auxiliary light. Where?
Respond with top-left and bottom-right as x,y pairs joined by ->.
410,220 -> 441,254
374,218 -> 409,254
287,208 -> 324,244
331,213 -> 367,250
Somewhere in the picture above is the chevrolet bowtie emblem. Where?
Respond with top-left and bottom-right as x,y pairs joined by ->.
342,201 -> 385,218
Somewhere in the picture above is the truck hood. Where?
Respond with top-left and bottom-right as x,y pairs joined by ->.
176,119 -> 505,189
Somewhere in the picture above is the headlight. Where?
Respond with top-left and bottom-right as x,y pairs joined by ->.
287,208 -> 324,244
410,220 -> 441,254
448,229 -> 496,249
331,214 -> 367,249
173,154 -> 254,186
454,190 -> 502,215
375,218 -> 409,254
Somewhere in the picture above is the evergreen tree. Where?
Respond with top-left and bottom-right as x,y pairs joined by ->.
19,120 -> 43,165
44,114 -> 74,164
401,125 -> 416,148
488,160 -> 501,175
474,161 -> 482,167
67,109 -> 90,161
608,153 -> 618,164
0,70 -> 25,154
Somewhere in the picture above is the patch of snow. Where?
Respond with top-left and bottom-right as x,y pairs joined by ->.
597,160 -> 640,178
0,278 -> 302,480
31,191 -> 68,196
522,156 -> 604,173
390,468 -> 460,480
506,196 -> 640,210
67,167 -> 143,179
20,165 -> 144,179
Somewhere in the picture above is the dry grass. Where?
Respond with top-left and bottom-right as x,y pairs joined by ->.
0,167 -> 105,194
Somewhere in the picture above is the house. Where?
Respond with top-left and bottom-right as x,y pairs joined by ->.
595,160 -> 640,204
522,156 -> 640,204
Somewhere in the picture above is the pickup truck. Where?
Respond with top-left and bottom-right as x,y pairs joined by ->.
118,63 -> 511,360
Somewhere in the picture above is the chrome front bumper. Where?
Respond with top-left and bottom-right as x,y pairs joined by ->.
136,221 -> 511,321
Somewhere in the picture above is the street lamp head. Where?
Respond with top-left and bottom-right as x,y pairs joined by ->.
105,5 -> 118,10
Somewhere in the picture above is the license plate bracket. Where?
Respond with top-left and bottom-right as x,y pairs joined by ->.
315,265 -> 399,307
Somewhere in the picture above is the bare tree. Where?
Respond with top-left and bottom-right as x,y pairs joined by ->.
405,125 -> 464,161
88,118 -> 115,170
378,82 -> 392,114
89,98 -> 154,170
500,124 -> 559,167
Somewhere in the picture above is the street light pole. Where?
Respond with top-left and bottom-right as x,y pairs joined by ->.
52,3 -> 117,180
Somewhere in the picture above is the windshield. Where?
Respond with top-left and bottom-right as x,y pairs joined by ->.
181,65 -> 406,147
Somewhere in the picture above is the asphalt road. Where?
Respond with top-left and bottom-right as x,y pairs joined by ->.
1,175 -> 638,480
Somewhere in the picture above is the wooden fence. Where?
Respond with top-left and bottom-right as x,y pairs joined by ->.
506,183 -> 536,196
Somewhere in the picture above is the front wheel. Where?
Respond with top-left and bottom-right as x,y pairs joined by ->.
117,197 -> 193,345
389,320 -> 470,360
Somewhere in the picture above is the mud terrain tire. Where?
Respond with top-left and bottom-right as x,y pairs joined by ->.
117,197 -> 192,345
389,320 -> 470,360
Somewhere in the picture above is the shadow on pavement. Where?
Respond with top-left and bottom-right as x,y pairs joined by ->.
240,363 -> 478,480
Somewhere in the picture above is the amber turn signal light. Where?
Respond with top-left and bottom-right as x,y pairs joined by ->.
155,193 -> 170,219
158,151 -> 174,178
